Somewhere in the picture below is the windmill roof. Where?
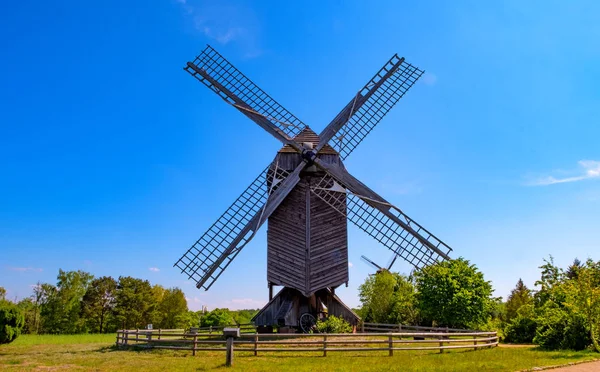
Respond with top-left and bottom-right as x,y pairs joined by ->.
279,127 -> 339,155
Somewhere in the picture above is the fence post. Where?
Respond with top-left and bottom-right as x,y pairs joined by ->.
388,335 -> 393,356
136,329 -> 139,344
147,331 -> 152,349
473,334 -> 477,351
439,335 -> 444,354
124,331 -> 128,346
323,335 -> 327,357
361,322 -> 364,333
226,337 -> 234,367
209,326 -> 213,335
158,329 -> 161,340
193,334 -> 197,356
254,334 -> 258,356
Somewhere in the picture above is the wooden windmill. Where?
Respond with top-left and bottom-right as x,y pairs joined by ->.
175,46 -> 453,332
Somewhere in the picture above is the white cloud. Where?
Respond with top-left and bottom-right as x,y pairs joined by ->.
527,160 -> 600,186
348,262 -> 354,268
149,267 -> 160,272
176,0 -> 262,58
421,72 -> 437,86
8,267 -> 43,272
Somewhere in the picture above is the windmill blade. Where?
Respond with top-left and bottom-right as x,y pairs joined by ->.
386,254 -> 398,271
361,255 -> 383,271
311,159 -> 452,269
185,45 -> 307,141
317,55 -> 424,160
174,161 -> 304,290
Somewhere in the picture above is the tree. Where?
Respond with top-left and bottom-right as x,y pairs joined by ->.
563,259 -> 600,352
0,300 -> 25,344
505,279 -> 533,321
566,258 -> 582,280
40,270 -> 93,333
81,276 -> 117,333
0,287 -> 6,300
157,288 -> 188,329
359,271 -> 396,323
414,257 -> 494,329
200,308 -> 234,327
113,276 -> 155,329
359,271 -> 418,324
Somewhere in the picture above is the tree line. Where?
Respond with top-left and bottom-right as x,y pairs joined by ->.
0,269 -> 258,340
357,256 -> 600,351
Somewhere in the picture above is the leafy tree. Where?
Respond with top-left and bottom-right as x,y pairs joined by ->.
0,300 -> 25,344
113,277 -> 155,329
157,288 -> 188,329
504,304 -> 536,343
177,311 -> 201,330
563,259 -> 600,352
359,271 -> 418,324
566,258 -> 582,280
505,279 -> 533,321
534,256 -> 566,308
16,298 -> 38,334
40,270 -> 93,333
81,276 -> 117,333
414,258 -> 494,329
0,287 -> 6,300
359,271 -> 396,323
231,309 -> 259,325
315,315 -> 352,333
200,308 -> 234,327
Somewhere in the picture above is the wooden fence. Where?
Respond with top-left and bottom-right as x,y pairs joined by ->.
116,329 -> 498,356
361,322 -> 479,334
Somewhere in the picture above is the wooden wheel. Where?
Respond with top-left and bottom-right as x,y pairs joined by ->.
299,313 -> 317,333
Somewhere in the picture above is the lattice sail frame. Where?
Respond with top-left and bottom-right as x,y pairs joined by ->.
174,165 -> 291,290
331,55 -> 424,160
311,174 -> 452,269
184,45 -> 306,138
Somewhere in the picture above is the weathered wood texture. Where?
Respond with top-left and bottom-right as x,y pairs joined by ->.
267,127 -> 349,296
252,287 -> 359,327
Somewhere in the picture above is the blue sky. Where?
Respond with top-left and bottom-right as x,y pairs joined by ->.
1,0 -> 599,310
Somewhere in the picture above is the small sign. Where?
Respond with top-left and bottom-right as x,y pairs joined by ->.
147,324 -> 153,330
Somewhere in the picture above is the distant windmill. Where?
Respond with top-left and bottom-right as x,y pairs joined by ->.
360,253 -> 398,274
174,45 -> 453,333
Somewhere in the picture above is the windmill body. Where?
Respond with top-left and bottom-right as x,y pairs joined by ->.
268,128 -> 348,297
175,45 -> 454,332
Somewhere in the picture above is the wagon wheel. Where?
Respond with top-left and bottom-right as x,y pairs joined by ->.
299,313 -> 317,333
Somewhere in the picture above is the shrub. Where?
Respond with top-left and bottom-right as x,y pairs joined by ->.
0,300 -> 25,344
315,315 -> 352,333
534,306 -> 590,350
505,316 -> 536,343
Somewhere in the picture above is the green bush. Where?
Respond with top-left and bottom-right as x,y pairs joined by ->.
0,301 -> 25,344
534,306 -> 590,350
315,315 -> 352,333
505,316 -> 537,343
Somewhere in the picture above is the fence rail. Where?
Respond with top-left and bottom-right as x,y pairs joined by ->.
361,322 -> 479,333
116,329 -> 498,357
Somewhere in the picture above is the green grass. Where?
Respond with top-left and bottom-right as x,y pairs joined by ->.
0,334 -> 598,371
9,333 -> 116,345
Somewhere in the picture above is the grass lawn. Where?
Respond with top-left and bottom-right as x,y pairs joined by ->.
0,334 -> 598,371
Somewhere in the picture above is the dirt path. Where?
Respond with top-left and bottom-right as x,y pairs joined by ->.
542,360 -> 600,371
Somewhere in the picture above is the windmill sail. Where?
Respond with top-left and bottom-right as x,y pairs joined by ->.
174,163 -> 300,290
310,161 -> 452,269
185,45 -> 307,138
319,54 -> 424,160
